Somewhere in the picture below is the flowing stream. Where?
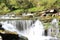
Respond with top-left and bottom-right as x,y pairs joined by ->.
0,19 -> 59,40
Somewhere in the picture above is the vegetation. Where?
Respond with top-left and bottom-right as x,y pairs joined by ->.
0,0 -> 60,15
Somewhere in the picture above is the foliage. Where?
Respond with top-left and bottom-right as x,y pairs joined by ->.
44,23 -> 51,29
0,3 -> 10,15
0,0 -> 60,15
12,9 -> 24,15
28,6 -> 45,12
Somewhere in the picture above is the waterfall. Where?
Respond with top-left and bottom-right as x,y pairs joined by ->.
16,20 -> 34,31
0,19 -> 57,40
2,22 -> 17,32
0,20 -> 34,31
0,20 -> 35,34
51,19 -> 59,27
51,18 -> 59,37
27,20 -> 44,40
19,20 -> 53,40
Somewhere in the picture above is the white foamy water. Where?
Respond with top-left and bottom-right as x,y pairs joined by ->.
2,22 -> 17,32
51,19 -> 59,38
19,20 -> 52,40
51,18 -> 58,27
1,20 -> 54,40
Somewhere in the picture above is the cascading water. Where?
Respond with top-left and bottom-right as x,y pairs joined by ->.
16,20 -> 34,31
51,18 -> 59,28
1,20 -> 53,40
19,20 -> 52,40
0,20 -> 34,36
51,18 -> 59,38
25,20 -> 45,40
2,22 -> 17,32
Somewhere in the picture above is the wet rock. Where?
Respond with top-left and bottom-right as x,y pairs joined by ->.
19,36 -> 28,40
0,33 -> 19,40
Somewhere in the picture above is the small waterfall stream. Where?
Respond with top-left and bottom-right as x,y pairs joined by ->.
16,20 -> 34,31
0,20 -> 34,31
51,19 -> 59,37
0,19 -> 59,40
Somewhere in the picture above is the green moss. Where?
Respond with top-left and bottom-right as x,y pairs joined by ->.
28,6 -> 45,12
